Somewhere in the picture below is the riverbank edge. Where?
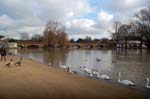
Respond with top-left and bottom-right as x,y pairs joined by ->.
0,55 -> 150,99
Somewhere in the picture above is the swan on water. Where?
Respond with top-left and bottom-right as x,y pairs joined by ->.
82,66 -> 92,74
59,61 -> 68,69
80,66 -> 93,77
145,78 -> 150,89
95,69 -> 110,80
48,62 -> 52,66
96,73 -> 110,80
118,72 -> 136,86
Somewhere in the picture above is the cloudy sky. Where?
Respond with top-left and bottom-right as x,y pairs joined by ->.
0,0 -> 149,39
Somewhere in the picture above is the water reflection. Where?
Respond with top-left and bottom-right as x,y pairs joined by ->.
10,48 -> 150,92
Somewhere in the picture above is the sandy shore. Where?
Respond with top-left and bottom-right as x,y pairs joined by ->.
0,55 -> 149,99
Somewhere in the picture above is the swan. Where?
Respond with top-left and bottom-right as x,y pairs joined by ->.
81,66 -> 93,77
89,73 -> 93,77
48,62 -> 52,66
92,69 -> 99,75
96,73 -> 110,80
59,61 -> 67,69
81,66 -> 92,74
145,78 -> 150,89
95,69 -> 110,80
118,72 -> 135,86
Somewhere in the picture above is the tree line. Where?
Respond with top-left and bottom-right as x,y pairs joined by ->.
112,6 -> 150,48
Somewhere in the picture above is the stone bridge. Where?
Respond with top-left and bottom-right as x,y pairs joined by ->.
18,42 -> 108,49
71,43 -> 104,49
18,42 -> 44,48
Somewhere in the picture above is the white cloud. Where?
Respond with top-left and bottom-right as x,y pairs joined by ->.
0,0 -> 93,39
0,15 -> 14,26
0,0 -> 149,39
98,10 -> 113,23
110,0 -> 149,12
109,0 -> 150,23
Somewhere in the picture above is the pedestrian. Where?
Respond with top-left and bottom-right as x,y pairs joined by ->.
0,46 -> 7,61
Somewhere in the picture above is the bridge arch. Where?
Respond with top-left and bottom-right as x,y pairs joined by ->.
27,44 -> 39,49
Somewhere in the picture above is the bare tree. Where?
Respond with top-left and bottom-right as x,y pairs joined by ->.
118,24 -> 132,48
20,33 -> 29,41
133,7 -> 150,48
31,34 -> 43,42
112,21 -> 122,41
43,21 -> 68,47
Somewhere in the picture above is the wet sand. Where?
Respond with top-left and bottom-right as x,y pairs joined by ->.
0,55 -> 150,99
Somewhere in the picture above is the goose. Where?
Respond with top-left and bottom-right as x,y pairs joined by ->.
118,72 -> 135,86
145,78 -> 150,89
96,69 -> 110,80
5,58 -> 13,68
15,57 -> 22,66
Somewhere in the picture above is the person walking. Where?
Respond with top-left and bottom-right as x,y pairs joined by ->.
0,46 -> 7,62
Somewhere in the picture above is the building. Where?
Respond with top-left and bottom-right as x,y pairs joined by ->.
8,42 -> 18,48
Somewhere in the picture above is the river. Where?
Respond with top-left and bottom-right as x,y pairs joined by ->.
9,48 -> 150,93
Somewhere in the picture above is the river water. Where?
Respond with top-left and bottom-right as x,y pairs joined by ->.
9,48 -> 150,93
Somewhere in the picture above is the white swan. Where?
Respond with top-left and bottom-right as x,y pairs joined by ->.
145,78 -> 150,89
59,61 -> 67,69
96,73 -> 110,80
118,72 -> 135,86
82,66 -> 92,74
48,62 -> 51,66
95,69 -> 110,80
81,66 -> 93,77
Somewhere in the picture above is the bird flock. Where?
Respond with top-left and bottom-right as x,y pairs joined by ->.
58,58 -> 150,90
5,57 -> 23,68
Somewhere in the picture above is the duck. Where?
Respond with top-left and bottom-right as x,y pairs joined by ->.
145,78 -> 150,89
96,58 -> 101,62
112,60 -> 117,63
118,72 -> 136,86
